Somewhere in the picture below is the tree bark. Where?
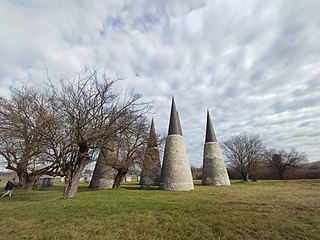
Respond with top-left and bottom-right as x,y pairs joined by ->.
112,169 -> 127,188
63,144 -> 90,197
64,170 -> 82,197
17,171 -> 38,190
240,171 -> 249,182
278,169 -> 285,180
246,173 -> 250,182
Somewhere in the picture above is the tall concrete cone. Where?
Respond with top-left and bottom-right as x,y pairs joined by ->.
140,118 -> 161,189
202,110 -> 230,186
159,98 -> 194,191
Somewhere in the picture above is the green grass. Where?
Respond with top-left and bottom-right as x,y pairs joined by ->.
0,179 -> 319,240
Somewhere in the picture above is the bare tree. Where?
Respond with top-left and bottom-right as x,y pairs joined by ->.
222,133 -> 265,181
0,87 -> 59,189
190,165 -> 203,180
110,115 -> 149,188
0,68 -> 151,195
90,105 -> 153,189
46,69 -> 151,197
263,147 -> 307,180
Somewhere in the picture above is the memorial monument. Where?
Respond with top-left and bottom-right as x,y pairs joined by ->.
140,118 -> 161,189
202,110 -> 230,186
159,98 -> 194,191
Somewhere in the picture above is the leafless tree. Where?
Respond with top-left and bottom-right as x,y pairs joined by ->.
263,147 -> 307,180
110,115 -> 149,188
45,69 -> 151,197
0,69 -> 151,195
89,110 -> 154,189
0,87 -> 60,189
222,133 -> 265,181
190,165 -> 203,180
93,117 -> 165,189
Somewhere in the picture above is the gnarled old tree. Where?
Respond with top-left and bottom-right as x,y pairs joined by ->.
0,87 -> 60,189
263,147 -> 307,180
222,133 -> 265,181
46,69 -> 151,197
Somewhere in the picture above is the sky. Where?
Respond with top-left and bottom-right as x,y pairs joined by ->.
0,0 -> 319,167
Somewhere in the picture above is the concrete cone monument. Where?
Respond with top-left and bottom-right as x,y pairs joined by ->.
159,98 -> 194,191
202,110 -> 230,186
89,151 -> 117,189
140,118 -> 161,190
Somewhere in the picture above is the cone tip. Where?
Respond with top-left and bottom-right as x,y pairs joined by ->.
168,98 -> 183,136
205,110 -> 217,143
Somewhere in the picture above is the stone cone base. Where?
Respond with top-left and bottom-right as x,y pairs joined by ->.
140,166 -> 161,190
140,152 -> 161,190
160,135 -> 194,191
202,142 -> 230,186
92,165 -> 117,189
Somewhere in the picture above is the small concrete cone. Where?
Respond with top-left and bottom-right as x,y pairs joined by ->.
202,111 -> 230,186
160,98 -> 194,191
140,118 -> 161,189
89,117 -> 118,189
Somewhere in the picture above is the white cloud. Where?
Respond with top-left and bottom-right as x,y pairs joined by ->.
0,0 -> 319,165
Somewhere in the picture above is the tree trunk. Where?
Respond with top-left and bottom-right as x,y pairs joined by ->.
17,171 -> 37,190
64,170 -> 82,197
63,142 -> 91,197
278,169 -> 285,180
19,179 -> 34,190
112,169 -> 128,188
246,173 -> 250,182
240,171 -> 249,182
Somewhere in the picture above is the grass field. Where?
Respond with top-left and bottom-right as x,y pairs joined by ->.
0,179 -> 319,240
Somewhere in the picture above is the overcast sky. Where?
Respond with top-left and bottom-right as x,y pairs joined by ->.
0,0 -> 319,166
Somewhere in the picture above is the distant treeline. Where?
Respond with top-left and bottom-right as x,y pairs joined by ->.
191,161 -> 320,180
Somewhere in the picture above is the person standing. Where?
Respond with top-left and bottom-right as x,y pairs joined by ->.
2,179 -> 14,197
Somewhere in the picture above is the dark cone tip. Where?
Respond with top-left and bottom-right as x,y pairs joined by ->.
148,118 -> 157,147
150,118 -> 155,132
168,97 -> 183,136
205,110 -> 217,143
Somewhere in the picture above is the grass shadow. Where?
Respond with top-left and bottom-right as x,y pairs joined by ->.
121,186 -> 141,191
121,185 -> 160,191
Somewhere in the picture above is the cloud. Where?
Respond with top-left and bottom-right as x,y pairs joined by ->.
0,0 -> 319,166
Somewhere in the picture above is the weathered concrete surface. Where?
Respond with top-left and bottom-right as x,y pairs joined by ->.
202,142 -> 230,186
140,119 -> 161,189
140,158 -> 161,190
92,164 -> 117,189
89,142 -> 118,189
89,155 -> 117,189
160,135 -> 194,191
